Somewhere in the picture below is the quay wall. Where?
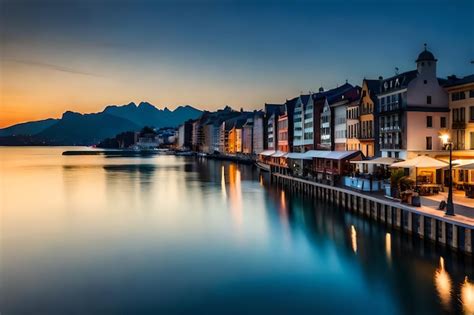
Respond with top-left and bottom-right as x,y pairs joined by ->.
270,172 -> 473,255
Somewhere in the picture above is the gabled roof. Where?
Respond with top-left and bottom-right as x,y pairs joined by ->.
379,70 -> 418,94
300,94 -> 311,106
443,74 -> 474,88
265,103 -> 285,116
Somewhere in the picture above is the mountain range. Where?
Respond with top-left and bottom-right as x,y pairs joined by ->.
0,102 -> 202,145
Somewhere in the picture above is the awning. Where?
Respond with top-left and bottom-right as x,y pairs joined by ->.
351,156 -> 402,165
287,152 -> 312,160
454,162 -> 474,170
272,151 -> 288,158
390,155 -> 448,169
259,150 -> 276,156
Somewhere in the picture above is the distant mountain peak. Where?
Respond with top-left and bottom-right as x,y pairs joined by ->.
62,111 -> 82,119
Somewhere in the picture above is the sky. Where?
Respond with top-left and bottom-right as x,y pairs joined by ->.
0,0 -> 473,128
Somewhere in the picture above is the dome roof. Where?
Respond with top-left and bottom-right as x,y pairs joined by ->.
416,46 -> 437,62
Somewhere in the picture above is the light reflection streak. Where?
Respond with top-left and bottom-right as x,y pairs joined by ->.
221,165 -> 227,198
351,225 -> 357,253
461,277 -> 474,315
385,233 -> 391,260
434,256 -> 452,311
228,164 -> 243,227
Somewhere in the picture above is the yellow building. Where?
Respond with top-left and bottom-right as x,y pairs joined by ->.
358,79 -> 380,157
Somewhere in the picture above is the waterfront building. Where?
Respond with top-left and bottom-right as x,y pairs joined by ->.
358,79 -> 381,157
191,119 -> 202,151
378,46 -> 449,160
293,95 -> 310,152
319,83 -> 354,150
252,111 -> 265,154
242,117 -> 253,154
443,75 -> 474,187
265,104 -> 285,150
330,86 -> 360,151
344,87 -> 362,151
277,97 -> 297,152
177,119 -> 193,150
346,96 -> 360,151
444,75 -> 474,151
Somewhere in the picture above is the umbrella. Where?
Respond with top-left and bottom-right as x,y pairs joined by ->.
390,155 -> 448,188
454,162 -> 474,170
351,157 -> 402,165
390,155 -> 448,169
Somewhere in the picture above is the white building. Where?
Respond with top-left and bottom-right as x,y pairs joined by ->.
378,46 -> 449,160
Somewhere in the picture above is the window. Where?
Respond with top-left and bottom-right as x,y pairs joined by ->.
426,116 -> 433,128
452,92 -> 466,101
470,107 -> 474,122
440,117 -> 446,128
426,137 -> 432,150
471,132 -> 474,150
427,96 -> 432,104
470,90 -> 474,98
394,152 -> 400,158
424,80 -> 427,84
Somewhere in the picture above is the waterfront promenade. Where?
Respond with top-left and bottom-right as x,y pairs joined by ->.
271,171 -> 474,254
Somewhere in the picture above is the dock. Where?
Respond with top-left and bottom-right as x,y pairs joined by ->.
271,171 -> 474,255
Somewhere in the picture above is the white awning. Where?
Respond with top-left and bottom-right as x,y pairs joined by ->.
390,155 -> 448,169
259,150 -> 276,156
287,152 -> 312,160
272,151 -> 288,158
351,157 -> 402,165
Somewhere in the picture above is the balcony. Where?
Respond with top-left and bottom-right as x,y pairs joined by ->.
381,143 -> 402,150
380,126 -> 401,133
452,121 -> 466,129
380,102 -> 401,113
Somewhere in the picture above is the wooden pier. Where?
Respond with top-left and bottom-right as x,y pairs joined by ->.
271,172 -> 474,255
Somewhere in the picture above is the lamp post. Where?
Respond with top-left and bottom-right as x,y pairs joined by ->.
440,133 -> 455,216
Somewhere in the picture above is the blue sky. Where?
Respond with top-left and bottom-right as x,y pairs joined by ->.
1,0 -> 473,126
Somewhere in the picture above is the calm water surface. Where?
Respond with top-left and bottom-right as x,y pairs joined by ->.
1,147 -> 473,314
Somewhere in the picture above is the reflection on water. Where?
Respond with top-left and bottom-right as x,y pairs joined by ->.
435,257 -> 453,311
221,165 -> 227,198
385,233 -> 391,261
1,147 -> 473,315
462,277 -> 474,315
351,225 -> 357,254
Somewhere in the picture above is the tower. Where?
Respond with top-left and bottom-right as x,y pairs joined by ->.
416,43 -> 437,77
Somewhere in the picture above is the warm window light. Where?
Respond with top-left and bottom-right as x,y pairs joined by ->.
439,133 -> 450,144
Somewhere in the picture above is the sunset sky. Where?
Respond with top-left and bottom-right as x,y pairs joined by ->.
1,0 -> 473,128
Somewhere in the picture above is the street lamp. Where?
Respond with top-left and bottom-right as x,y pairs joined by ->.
439,132 -> 454,216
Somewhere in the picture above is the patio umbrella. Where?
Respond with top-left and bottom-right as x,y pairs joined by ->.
390,155 -> 448,188
454,162 -> 474,170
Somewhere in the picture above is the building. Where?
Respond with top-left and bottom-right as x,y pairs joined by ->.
252,111 -> 265,154
444,75 -> 474,151
277,97 -> 297,152
319,83 -> 354,150
378,46 -> 449,160
358,79 -> 380,157
346,94 -> 360,151
330,86 -> 360,151
293,95 -> 310,152
177,119 -> 193,150
242,117 -> 254,154
265,104 -> 284,151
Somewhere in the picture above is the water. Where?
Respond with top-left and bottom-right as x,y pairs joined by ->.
1,147 -> 473,315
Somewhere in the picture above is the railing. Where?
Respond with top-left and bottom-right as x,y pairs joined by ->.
452,121 -> 466,129
380,143 -> 402,150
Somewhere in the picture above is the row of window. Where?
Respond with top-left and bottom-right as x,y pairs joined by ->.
451,90 -> 474,101
453,106 -> 474,122
425,116 -> 446,128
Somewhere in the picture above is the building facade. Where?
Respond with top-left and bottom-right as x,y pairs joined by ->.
358,79 -> 380,157
378,47 -> 449,160
445,75 -> 474,151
